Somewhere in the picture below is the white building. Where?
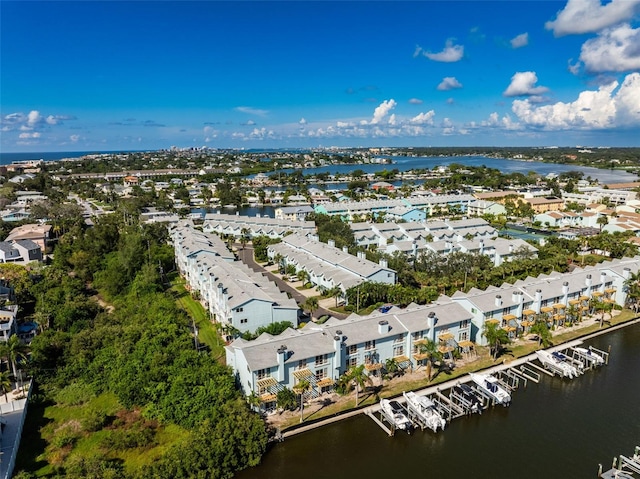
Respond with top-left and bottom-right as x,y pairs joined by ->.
267,234 -> 397,295
172,223 -> 299,333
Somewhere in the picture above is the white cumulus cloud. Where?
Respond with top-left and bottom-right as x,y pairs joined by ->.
19,132 -> 41,139
511,73 -> 640,129
410,111 -> 436,125
545,0 -> 640,36
580,24 -> 640,72
370,99 -> 397,124
437,77 -> 463,91
408,98 -> 423,105
416,40 -> 464,62
503,71 -> 549,97
510,32 -> 529,48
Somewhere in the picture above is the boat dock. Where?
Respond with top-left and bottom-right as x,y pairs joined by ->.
598,446 -> 640,478
365,338 -> 610,436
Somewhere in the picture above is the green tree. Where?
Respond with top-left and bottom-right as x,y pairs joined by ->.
276,387 -> 297,412
347,364 -> 372,406
529,320 -> 553,347
0,370 -> 12,402
418,339 -> 442,383
294,379 -> 311,423
0,335 -> 29,380
482,321 -> 511,360
303,296 -> 319,319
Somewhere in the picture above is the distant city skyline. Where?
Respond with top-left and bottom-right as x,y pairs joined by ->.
2,1 -> 640,152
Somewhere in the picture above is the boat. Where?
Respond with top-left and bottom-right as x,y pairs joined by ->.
535,350 -> 580,378
573,346 -> 605,365
452,383 -> 483,414
469,373 -> 511,406
402,391 -> 446,432
380,399 -> 412,432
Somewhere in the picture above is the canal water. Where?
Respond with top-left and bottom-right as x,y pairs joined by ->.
237,323 -> 640,479
275,155 -> 637,184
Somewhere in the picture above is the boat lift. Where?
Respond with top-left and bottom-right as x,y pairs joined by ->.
449,383 -> 484,415
570,346 -> 609,370
534,352 -> 577,378
598,446 -> 640,478
556,349 -> 586,374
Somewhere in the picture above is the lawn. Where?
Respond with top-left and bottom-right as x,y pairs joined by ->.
168,274 -> 226,362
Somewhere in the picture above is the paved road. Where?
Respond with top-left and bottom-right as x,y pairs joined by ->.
236,244 -> 347,321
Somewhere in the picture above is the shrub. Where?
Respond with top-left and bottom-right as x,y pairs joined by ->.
54,382 -> 95,406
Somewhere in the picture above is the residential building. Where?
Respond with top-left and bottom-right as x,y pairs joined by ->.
0,240 -> 43,263
202,212 -> 315,239
227,255 -> 640,404
172,223 -> 299,333
267,234 -> 397,295
5,224 -> 52,253
274,205 -> 314,222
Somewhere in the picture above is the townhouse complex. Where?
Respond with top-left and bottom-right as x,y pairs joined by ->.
202,212 -> 316,239
267,233 -> 397,294
226,255 -> 640,409
172,222 -> 299,333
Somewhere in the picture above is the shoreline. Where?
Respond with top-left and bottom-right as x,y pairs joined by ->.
275,314 -> 640,440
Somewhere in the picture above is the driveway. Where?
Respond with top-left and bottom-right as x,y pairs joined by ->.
236,244 -> 347,321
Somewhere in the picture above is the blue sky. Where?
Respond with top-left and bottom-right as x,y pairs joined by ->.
2,1 -> 640,152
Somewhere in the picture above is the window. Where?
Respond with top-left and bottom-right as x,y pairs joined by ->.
393,334 -> 404,344
297,359 -> 307,369
240,318 -> 248,324
315,368 -> 327,380
349,357 -> 358,368
256,368 -> 270,380
393,345 -> 404,357
412,331 -> 423,341
502,307 -> 510,316
315,354 -> 328,366
236,307 -> 244,312
541,300 -> 548,307
471,307 -> 477,314
459,331 -> 468,341
460,320 -> 469,329
365,340 -> 376,351
347,345 -> 357,355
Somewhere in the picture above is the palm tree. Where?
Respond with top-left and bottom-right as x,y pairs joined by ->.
303,296 -> 319,320
326,286 -> 343,308
0,335 -> 28,380
482,321 -> 511,360
240,227 -> 250,250
624,271 -> 640,313
529,321 -> 553,347
384,358 -> 400,381
348,364 -> 372,407
418,339 -> 442,383
0,370 -> 11,402
294,379 -> 311,423
297,269 -> 309,286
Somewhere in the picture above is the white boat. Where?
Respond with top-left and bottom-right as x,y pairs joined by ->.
380,399 -> 412,431
535,350 -> 579,378
403,391 -> 447,432
573,346 -> 605,365
469,373 -> 511,406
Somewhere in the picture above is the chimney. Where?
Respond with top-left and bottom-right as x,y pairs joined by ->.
256,213 -> 261,218
562,281 -> 570,305
516,291 -> 524,317
479,240 -> 484,254
495,295 -> 502,307
333,333 -> 343,371
276,345 -> 287,382
378,320 -> 390,334
343,246 -> 349,253
586,274 -> 592,293
623,267 -> 631,280
379,259 -> 388,269
427,311 -> 436,330
328,239 -> 336,248
445,241 -> 453,251
509,244 -> 514,253
357,251 -> 366,260
535,289 -> 542,313
600,272 -> 607,292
